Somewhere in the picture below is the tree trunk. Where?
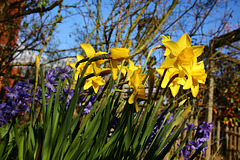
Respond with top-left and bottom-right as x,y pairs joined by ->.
206,59 -> 214,159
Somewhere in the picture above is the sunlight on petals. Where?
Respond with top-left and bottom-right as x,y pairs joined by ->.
80,43 -> 95,57
83,76 -> 105,93
110,47 -> 130,61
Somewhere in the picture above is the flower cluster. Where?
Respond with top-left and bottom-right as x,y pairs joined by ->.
157,33 -> 207,97
178,122 -> 213,159
70,33 -> 207,113
35,66 -> 73,107
0,65 -> 101,126
0,80 -> 32,126
70,44 -> 150,112
70,43 -> 130,93
35,65 -> 98,112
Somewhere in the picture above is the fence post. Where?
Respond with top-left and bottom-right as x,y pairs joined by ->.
226,126 -> 229,159
229,127 -> 232,160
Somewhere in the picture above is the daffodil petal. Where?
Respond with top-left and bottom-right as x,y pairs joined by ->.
70,62 -> 77,68
161,72 -> 170,88
176,33 -> 191,51
194,61 -> 205,70
181,65 -> 192,75
178,77 -> 186,86
160,56 -> 177,69
164,48 -> 171,56
128,59 -> 136,71
110,47 -> 130,61
135,102 -> 139,113
161,35 -> 171,41
160,35 -> 172,56
76,54 -> 84,61
83,79 -> 92,90
198,79 -> 206,84
156,67 -> 165,76
128,91 -> 136,104
81,43 -> 95,57
110,60 -> 119,80
183,76 -> 193,89
93,63 -> 102,76
92,82 -> 100,93
74,71 -> 80,80
192,45 -> 204,57
191,83 -> 199,97
96,76 -> 105,85
170,84 -> 180,97
163,41 -> 180,56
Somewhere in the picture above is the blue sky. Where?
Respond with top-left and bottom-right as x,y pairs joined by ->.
52,0 -> 240,54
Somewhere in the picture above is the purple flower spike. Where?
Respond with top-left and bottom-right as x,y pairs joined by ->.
198,122 -> 213,136
56,65 -> 72,80
45,69 -> 58,92
188,140 -> 202,151
0,103 -> 6,109
16,79 -> 31,89
0,110 -> 8,126
179,144 -> 191,160
4,85 -> 19,100
178,121 -> 213,159
0,79 -> 32,126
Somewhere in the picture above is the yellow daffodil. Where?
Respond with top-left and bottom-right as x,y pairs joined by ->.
110,47 -> 130,61
159,33 -> 204,74
70,54 -> 93,80
81,43 -> 108,75
110,47 -> 130,80
117,65 -> 128,77
128,68 -> 147,112
118,60 -> 141,81
126,60 -> 141,81
160,35 -> 171,56
157,68 -> 186,97
83,76 -> 105,93
183,60 -> 207,97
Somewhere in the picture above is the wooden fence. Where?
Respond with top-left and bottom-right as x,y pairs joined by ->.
211,121 -> 240,160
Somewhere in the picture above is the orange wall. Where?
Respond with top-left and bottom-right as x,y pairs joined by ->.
0,0 -> 25,92
0,0 -> 24,47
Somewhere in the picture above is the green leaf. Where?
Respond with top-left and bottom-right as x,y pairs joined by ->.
155,120 -> 188,159
51,77 -> 62,149
42,117 -> 52,160
19,135 -> 25,160
25,149 -> 34,160
0,133 -> 9,158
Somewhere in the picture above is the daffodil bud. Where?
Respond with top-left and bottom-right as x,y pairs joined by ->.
36,55 -> 40,68
110,47 -> 130,61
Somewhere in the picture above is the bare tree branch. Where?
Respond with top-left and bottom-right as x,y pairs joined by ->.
0,1 -> 63,23
210,27 -> 240,49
